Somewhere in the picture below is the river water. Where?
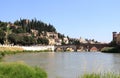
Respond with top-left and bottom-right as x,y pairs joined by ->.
3,52 -> 120,78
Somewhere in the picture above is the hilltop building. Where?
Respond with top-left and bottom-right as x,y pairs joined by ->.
23,19 -> 30,25
43,32 -> 62,45
112,32 -> 120,45
48,38 -> 55,45
55,39 -> 62,45
31,29 -> 38,37
46,32 -> 58,39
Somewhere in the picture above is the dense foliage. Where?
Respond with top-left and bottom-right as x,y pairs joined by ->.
101,47 -> 120,53
0,62 -> 47,78
13,19 -> 56,33
0,30 -> 6,44
37,37 -> 49,45
69,39 -> 80,45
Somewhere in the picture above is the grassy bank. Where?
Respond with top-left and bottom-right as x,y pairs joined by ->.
101,47 -> 120,53
0,47 -> 24,52
80,73 -> 120,78
0,62 -> 47,78
0,46 -> 23,55
0,46 -> 53,59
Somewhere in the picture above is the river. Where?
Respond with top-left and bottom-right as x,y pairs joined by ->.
3,52 -> 120,78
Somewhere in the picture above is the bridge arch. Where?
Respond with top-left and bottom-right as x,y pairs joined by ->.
54,45 -> 77,52
90,46 -> 98,52
54,44 -> 109,52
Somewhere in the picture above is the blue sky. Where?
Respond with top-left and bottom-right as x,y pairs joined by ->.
1,0 -> 120,43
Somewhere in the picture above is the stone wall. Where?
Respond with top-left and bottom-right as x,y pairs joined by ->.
21,46 -> 54,51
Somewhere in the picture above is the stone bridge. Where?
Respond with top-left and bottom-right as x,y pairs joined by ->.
54,43 -> 109,52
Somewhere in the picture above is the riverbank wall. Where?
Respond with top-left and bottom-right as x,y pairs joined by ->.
0,45 -> 55,52
21,46 -> 54,51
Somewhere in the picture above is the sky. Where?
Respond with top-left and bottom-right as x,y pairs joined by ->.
0,0 -> 120,43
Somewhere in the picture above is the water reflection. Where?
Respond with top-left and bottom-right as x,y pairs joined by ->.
110,53 -> 120,73
3,52 -> 120,78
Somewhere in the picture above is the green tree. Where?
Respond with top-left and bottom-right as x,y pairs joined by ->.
8,33 -> 20,45
12,27 -> 25,33
0,21 -> 7,31
109,40 -> 117,47
37,38 -> 49,45
58,33 -> 65,39
69,39 -> 80,45
0,30 -> 6,44
21,36 -> 36,45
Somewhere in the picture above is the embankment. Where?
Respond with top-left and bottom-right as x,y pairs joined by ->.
0,45 -> 54,58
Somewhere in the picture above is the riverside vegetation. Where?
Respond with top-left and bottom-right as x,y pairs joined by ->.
101,41 -> 120,53
80,73 -> 120,78
101,47 -> 120,53
0,62 -> 47,78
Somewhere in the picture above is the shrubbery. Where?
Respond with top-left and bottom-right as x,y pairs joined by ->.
0,62 -> 47,78
101,47 -> 120,53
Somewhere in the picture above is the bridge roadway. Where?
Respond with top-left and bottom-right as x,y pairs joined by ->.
54,43 -> 109,52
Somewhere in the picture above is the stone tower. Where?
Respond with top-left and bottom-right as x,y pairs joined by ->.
113,32 -> 117,42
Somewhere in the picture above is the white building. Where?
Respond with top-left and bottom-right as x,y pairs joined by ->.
63,37 -> 69,44
46,32 -> 58,39
55,39 -> 62,45
79,37 -> 88,43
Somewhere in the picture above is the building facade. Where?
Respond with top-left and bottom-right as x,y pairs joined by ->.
112,32 -> 120,45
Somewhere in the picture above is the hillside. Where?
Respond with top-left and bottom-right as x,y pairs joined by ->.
0,19 -> 99,46
0,19 -> 64,45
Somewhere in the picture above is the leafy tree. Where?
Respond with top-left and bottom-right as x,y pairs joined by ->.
61,41 -> 65,45
58,33 -> 65,39
69,39 -> 80,45
0,30 -> 6,44
0,21 -> 7,31
8,33 -> 17,45
12,27 -> 25,33
109,40 -> 117,47
37,38 -> 49,45
73,40 -> 80,45
21,36 -> 36,45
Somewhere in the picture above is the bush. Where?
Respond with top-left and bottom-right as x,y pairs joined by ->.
0,62 -> 47,78
101,47 -> 120,53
